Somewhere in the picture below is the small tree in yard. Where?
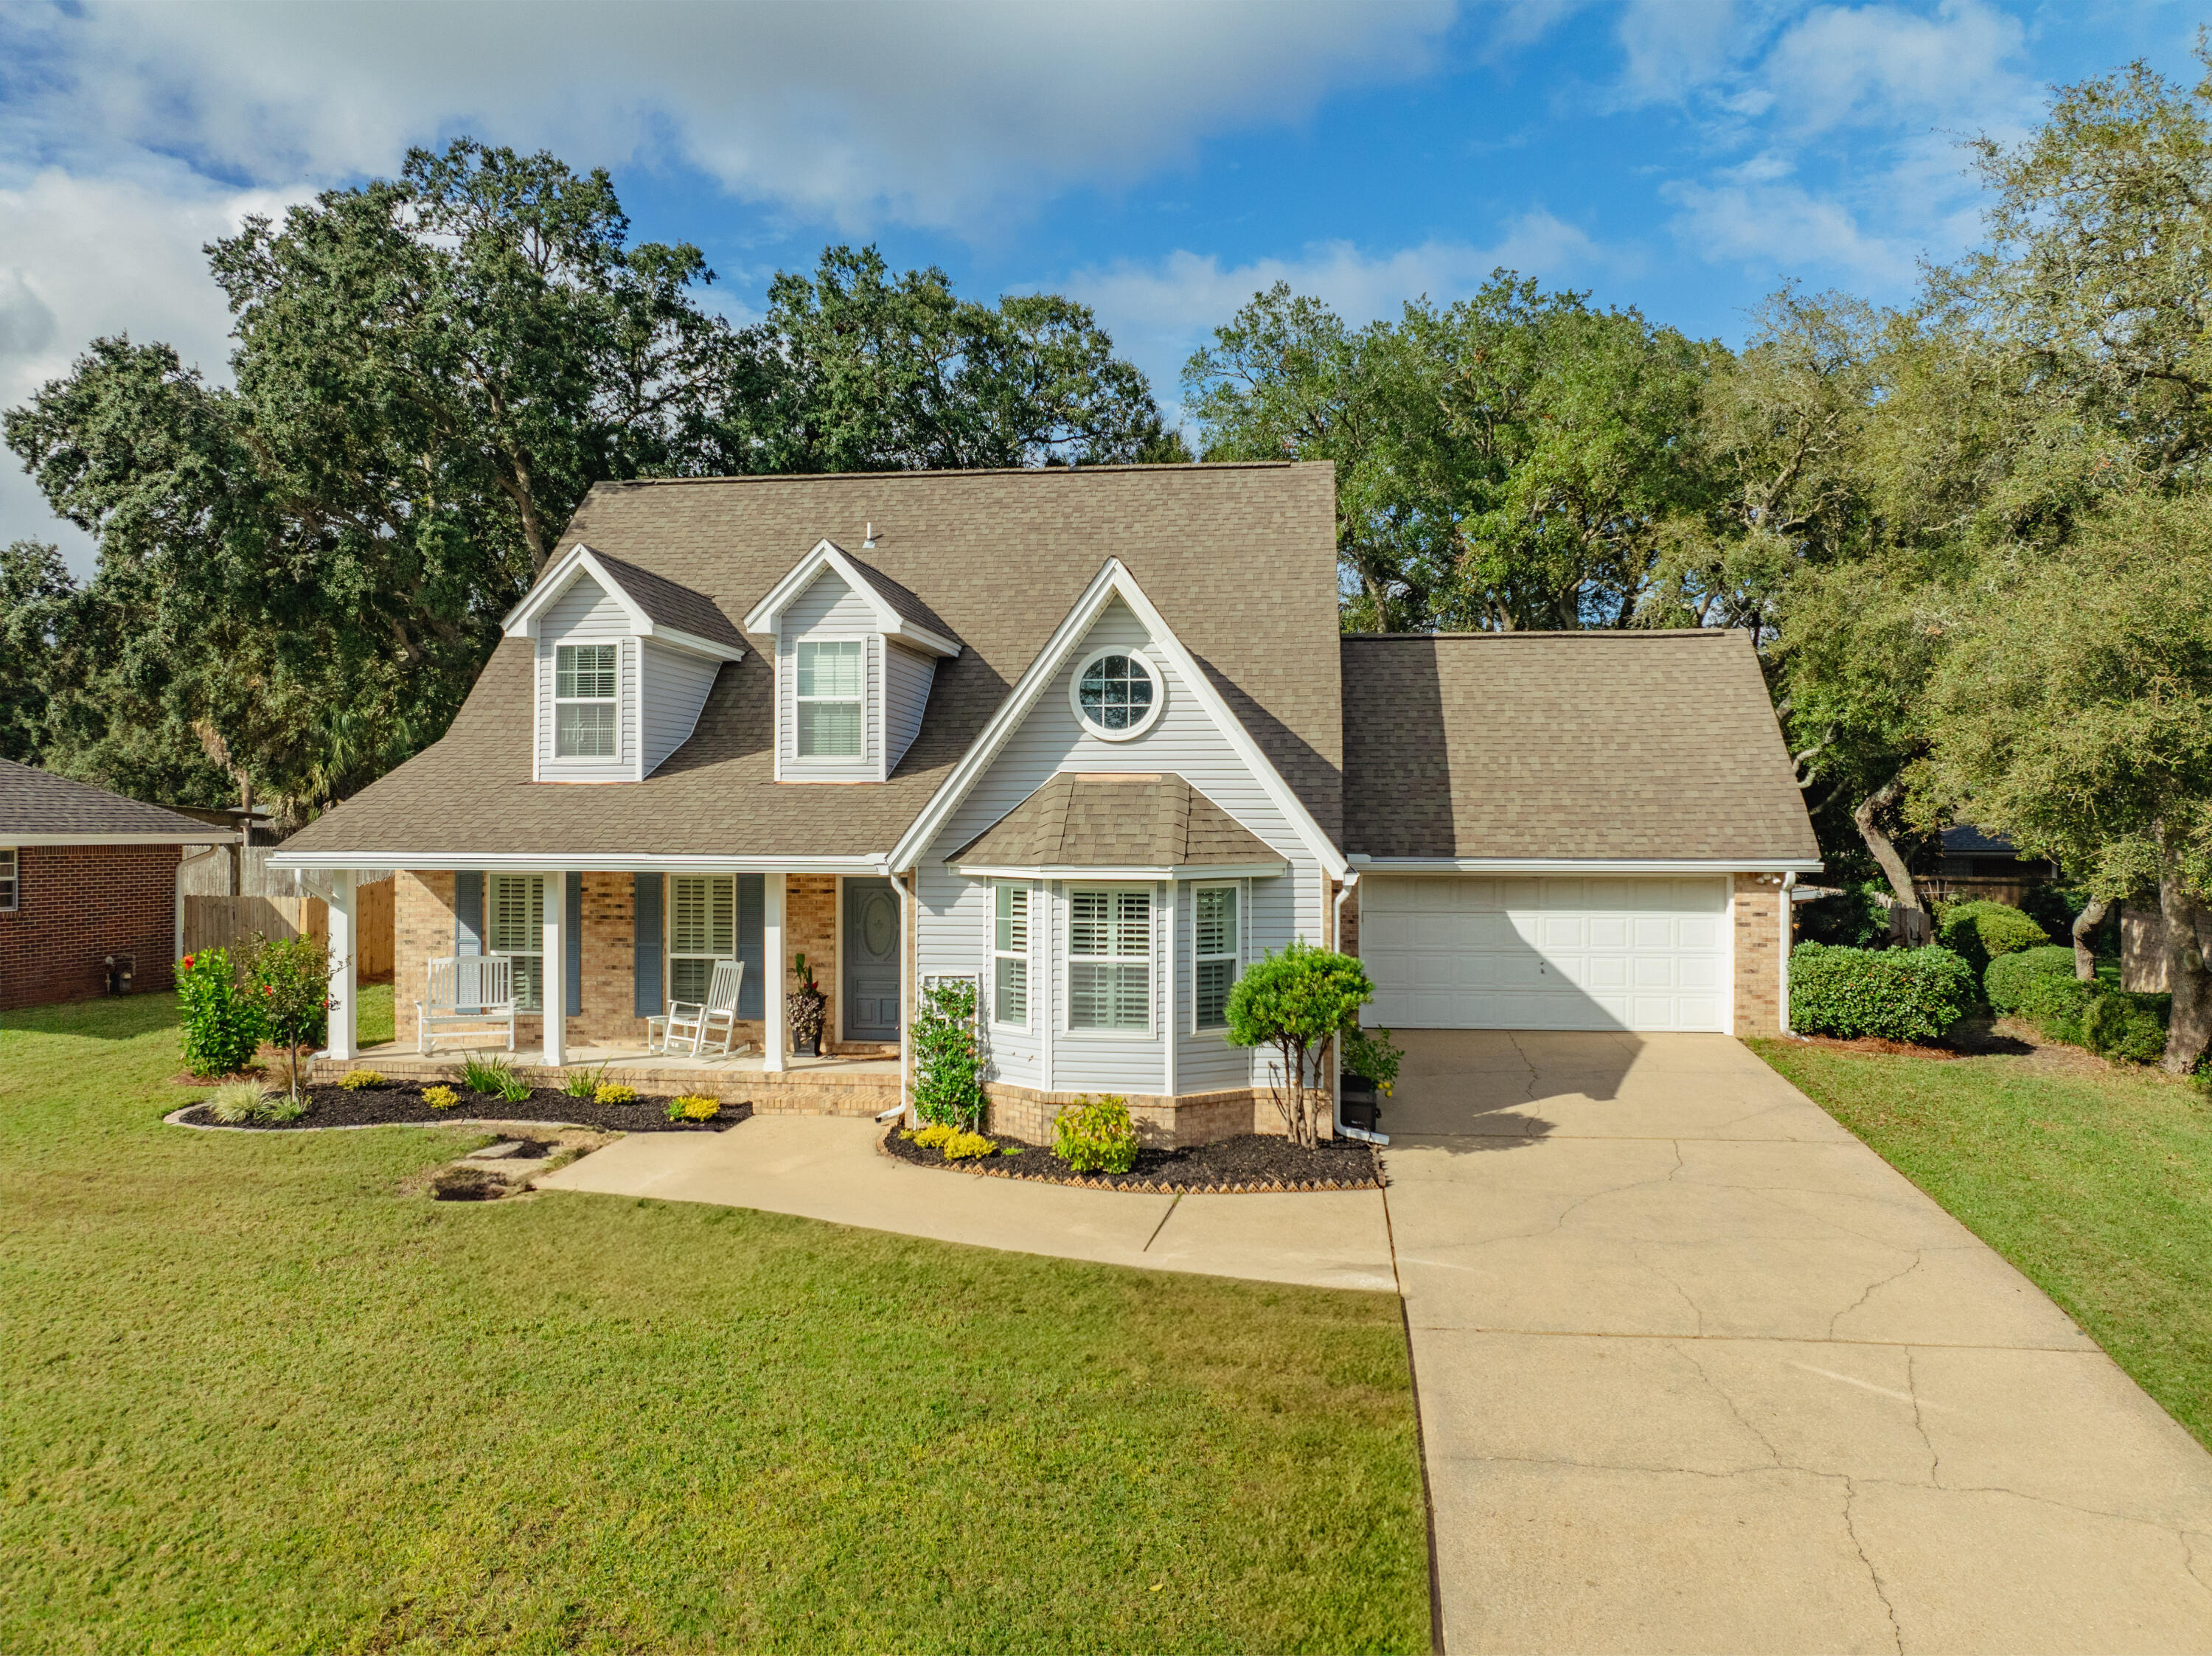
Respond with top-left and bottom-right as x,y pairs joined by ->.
1225,941 -> 1374,1149
239,931 -> 333,1103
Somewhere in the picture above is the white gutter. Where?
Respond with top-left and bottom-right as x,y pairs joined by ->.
1348,855 -> 1826,875
269,850 -> 886,875
953,860 -> 1288,882
1329,869 -> 1386,1145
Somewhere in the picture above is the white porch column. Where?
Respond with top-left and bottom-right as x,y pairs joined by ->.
763,871 -> 787,1071
542,870 -> 566,1068
326,869 -> 358,1062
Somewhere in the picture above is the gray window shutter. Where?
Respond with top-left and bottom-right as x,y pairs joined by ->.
566,875 -> 583,1017
633,874 -> 663,1015
454,872 -> 483,955
737,873 -> 765,1019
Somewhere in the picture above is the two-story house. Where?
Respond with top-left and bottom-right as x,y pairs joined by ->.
272,462 -> 1820,1143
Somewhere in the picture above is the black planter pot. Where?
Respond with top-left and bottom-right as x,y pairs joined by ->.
1340,1074 -> 1380,1133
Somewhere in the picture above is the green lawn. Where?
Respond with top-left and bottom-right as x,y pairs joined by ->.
1753,1035 -> 2212,1451
1,997 -> 1428,1655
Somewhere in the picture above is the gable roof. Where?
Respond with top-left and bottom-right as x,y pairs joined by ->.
501,542 -> 747,657
742,539 -> 962,656
947,773 -> 1284,874
0,760 -> 234,843
279,464 -> 1341,864
1341,630 -> 1821,865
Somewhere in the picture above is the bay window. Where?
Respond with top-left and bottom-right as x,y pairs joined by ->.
993,883 -> 1029,1026
1068,886 -> 1150,1031
1193,884 -> 1239,1029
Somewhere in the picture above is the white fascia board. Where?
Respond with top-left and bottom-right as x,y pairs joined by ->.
954,861 -> 1289,881
268,850 -> 886,874
502,544 -> 744,661
743,539 -> 961,658
7,832 -> 240,845
1347,855 -> 1827,874
888,560 -> 1349,880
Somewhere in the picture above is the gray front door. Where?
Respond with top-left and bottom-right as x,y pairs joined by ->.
843,877 -> 900,1041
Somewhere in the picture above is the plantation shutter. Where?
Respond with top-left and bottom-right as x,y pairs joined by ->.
566,874 -> 582,1017
633,874 -> 663,1015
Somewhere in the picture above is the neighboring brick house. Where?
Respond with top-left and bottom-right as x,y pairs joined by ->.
0,760 -> 235,1011
274,464 -> 1821,1144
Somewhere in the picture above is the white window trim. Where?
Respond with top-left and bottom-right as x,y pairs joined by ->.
790,633 -> 871,767
992,880 -> 1031,1030
1067,644 -> 1164,742
666,872 -> 737,1010
487,873 -> 546,1012
0,846 -> 17,912
552,641 -> 622,762
1191,880 -> 1242,1034
1063,882 -> 1155,1037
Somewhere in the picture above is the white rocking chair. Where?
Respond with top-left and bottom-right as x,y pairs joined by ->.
417,955 -> 518,1054
650,959 -> 744,1058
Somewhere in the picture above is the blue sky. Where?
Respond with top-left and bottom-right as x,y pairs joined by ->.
1,0 -> 2201,571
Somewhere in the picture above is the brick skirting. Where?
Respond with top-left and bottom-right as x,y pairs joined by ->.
983,1082 -> 1308,1149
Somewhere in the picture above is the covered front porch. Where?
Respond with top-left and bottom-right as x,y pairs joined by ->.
299,862 -> 911,1104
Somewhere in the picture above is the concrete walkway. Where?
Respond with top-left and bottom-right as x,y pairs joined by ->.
1386,1029 -> 2212,1655
534,1113 -> 1396,1293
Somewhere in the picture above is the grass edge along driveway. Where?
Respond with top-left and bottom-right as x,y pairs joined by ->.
1752,1035 -> 2212,1454
1,995 -> 1430,1655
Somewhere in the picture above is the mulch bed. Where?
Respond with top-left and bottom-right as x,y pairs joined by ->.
1790,1016 -> 2039,1062
880,1127 -> 1382,1194
172,1081 -> 750,1133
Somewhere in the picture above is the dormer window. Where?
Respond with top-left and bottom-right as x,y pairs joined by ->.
796,640 -> 864,759
555,644 -> 619,758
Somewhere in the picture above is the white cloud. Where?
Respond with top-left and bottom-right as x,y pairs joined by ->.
6,0 -> 1458,231
1663,156 -> 1922,285
1065,212 -> 1630,420
1760,0 -> 2028,134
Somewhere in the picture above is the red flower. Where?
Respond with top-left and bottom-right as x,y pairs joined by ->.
181,954 -> 195,970
262,984 -> 275,995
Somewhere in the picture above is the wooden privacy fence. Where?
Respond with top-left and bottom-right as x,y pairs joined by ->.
181,876 -> 394,983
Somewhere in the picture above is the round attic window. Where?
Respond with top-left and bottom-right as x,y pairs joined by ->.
1071,647 -> 1163,740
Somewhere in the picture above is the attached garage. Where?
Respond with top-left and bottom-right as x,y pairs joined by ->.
1360,874 -> 1731,1032
1340,630 -> 1826,1038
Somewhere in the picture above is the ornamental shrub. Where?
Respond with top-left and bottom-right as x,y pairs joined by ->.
1225,941 -> 1374,1148
423,1085 -> 460,1110
667,1093 -> 720,1121
338,1068 -> 389,1090
176,949 -> 265,1078
911,977 -> 985,1129
594,1081 -> 639,1105
562,1063 -> 608,1100
1788,943 -> 1978,1043
1054,1095 -> 1140,1174
204,1080 -> 274,1123
1984,946 -> 2078,1015
1935,900 -> 2048,978
237,930 -> 333,1102
2083,991 -> 2170,1065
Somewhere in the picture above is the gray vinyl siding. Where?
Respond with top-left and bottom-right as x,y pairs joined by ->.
639,640 -> 721,776
914,596 -> 1325,1095
884,643 -> 936,774
778,570 -> 882,782
537,574 -> 637,782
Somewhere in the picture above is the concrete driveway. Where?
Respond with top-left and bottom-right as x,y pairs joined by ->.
1384,1029 -> 2212,1655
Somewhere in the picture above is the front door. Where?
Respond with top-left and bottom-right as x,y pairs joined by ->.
842,877 -> 900,1041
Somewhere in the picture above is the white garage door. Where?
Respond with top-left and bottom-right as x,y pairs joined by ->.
1361,875 -> 1731,1031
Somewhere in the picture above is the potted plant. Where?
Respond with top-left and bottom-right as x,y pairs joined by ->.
1338,1023 -> 1404,1134
789,952 -> 827,1057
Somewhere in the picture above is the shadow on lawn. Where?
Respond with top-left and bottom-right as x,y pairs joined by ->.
1,993 -> 180,1043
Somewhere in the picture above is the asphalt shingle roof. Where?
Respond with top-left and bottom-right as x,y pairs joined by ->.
0,759 -> 231,841
947,773 -> 1281,869
284,464 -> 1342,860
585,549 -> 747,650
1341,630 -> 1820,863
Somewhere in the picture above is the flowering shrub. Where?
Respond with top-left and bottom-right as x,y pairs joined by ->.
238,931 -> 333,1102
176,949 -> 264,1078
667,1094 -> 720,1121
1053,1095 -> 1141,1174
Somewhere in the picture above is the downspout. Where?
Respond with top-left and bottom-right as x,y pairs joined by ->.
883,869 -> 916,1127
1780,872 -> 1798,1036
1331,869 -> 1388,1146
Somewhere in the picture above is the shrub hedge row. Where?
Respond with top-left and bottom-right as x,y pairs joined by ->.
1789,942 -> 1979,1043
1935,899 -> 2050,976
1980,939 -> 2172,1063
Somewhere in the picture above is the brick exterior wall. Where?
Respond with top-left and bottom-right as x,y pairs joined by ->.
1733,873 -> 1789,1037
983,1082 -> 1276,1149
0,843 -> 182,1009
1337,878 -> 1359,958
393,871 -> 456,1051
578,873 -> 647,1044
785,874 -> 840,1049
